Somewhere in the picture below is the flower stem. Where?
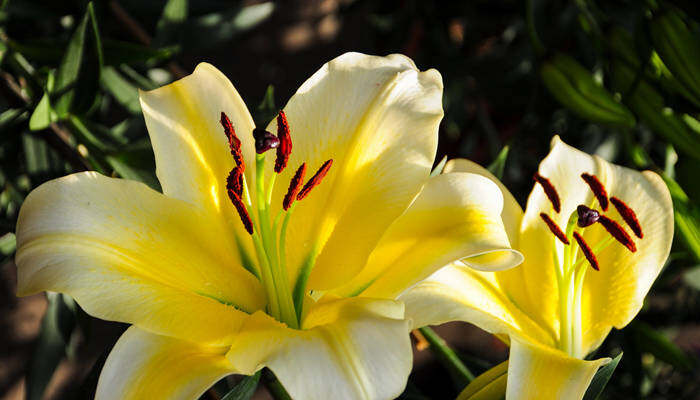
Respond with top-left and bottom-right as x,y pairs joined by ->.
263,368 -> 292,400
419,327 -> 475,386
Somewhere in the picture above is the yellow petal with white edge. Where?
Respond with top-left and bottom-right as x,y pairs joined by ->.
16,172 -> 264,345
96,326 -> 234,400
226,297 -> 412,400
506,336 -> 609,400
339,172 -> 522,299
266,52 -> 444,290
399,262 -> 554,346
578,169 -> 673,353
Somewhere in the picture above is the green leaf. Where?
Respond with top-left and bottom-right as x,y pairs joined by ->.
103,40 -> 175,66
254,84 -> 276,128
0,231 -> 16,255
26,293 -> 77,400
684,266 -> 700,291
106,146 -> 160,191
631,321 -> 694,370
28,92 -> 53,131
0,108 -> 27,131
487,146 -> 509,180
153,0 -> 188,48
101,66 -> 140,114
182,2 -> 275,50
22,134 -> 51,175
661,174 -> 700,262
457,360 -> 507,400
582,352 -> 623,400
220,371 -> 261,400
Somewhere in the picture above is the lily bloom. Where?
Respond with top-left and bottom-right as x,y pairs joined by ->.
400,137 -> 673,400
15,53 -> 522,400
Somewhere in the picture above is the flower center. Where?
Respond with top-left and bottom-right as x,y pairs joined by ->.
220,111 -> 332,329
535,172 -> 643,358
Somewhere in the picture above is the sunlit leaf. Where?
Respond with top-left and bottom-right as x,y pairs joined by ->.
101,66 -> 140,114
582,352 -> 623,400
487,146 -> 509,180
220,371 -> 261,400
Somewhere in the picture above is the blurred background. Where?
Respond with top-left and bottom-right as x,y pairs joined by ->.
1,0 -> 699,399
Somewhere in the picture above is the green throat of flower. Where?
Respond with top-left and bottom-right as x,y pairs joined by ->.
535,172 -> 644,358
220,111 -> 333,329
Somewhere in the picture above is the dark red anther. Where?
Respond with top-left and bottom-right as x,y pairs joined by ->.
539,213 -> 570,245
220,112 -> 245,172
610,196 -> 643,239
533,173 -> 561,213
581,173 -> 608,211
227,189 -> 253,235
226,167 -> 244,198
253,128 -> 280,154
576,205 -> 600,227
283,163 -> 307,210
573,232 -> 599,271
297,159 -> 333,201
598,215 -> 636,252
275,111 -> 292,173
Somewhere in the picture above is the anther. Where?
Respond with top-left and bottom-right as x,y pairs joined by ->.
226,167 -> 244,198
275,111 -> 292,173
227,189 -> 254,235
540,213 -> 569,245
573,232 -> 599,271
533,173 -> 561,213
610,196 -> 643,238
581,173 -> 608,211
597,215 -> 636,252
283,163 -> 306,210
576,205 -> 600,227
297,159 -> 333,201
253,128 -> 280,154
220,112 -> 245,172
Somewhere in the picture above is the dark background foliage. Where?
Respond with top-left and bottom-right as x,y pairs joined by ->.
0,0 -> 698,399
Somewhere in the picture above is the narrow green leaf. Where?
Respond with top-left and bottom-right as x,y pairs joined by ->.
220,371 -> 261,400
101,66 -> 140,113
22,134 -> 51,175
661,174 -> 700,262
0,108 -> 27,131
103,40 -> 175,65
26,293 -> 77,400
154,0 -> 188,47
182,3 -> 275,49
684,266 -> 700,291
28,92 -> 53,131
457,360 -> 507,400
582,352 -> 623,400
106,147 -> 160,191
53,7 -> 89,117
487,146 -> 509,180
631,322 -> 694,370
419,327 -> 474,389
254,85 -> 276,128
0,231 -> 16,255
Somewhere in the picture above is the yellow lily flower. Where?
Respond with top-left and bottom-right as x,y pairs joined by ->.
400,136 -> 674,400
15,53 -> 522,400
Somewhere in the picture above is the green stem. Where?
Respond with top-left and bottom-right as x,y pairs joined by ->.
419,327 -> 475,387
263,369 -> 293,400
525,0 -> 545,56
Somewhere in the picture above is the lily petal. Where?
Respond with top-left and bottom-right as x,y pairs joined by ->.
506,336 -> 609,400
339,172 -> 522,299
399,262 -> 554,346
267,53 -> 444,290
96,326 -> 234,400
579,168 -> 673,352
226,297 -> 412,400
16,172 -> 264,345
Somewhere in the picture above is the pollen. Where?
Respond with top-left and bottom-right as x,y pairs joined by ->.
581,173 -> 608,211
275,111 -> 292,173
573,232 -> 599,271
297,159 -> 333,201
220,112 -> 245,172
227,167 -> 244,198
533,173 -> 561,213
283,163 -> 307,210
610,196 -> 643,238
227,189 -> 253,235
598,215 -> 636,252
540,212 -> 569,245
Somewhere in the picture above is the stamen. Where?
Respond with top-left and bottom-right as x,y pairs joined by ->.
581,173 -> 608,211
220,112 -> 245,172
610,196 -> 643,238
253,128 -> 280,154
226,167 -> 244,198
227,189 -> 254,234
283,163 -> 307,210
540,212 -> 570,245
533,173 -> 561,213
597,215 -> 636,252
573,232 -> 599,271
275,111 -> 292,173
576,205 -> 600,227
297,159 -> 333,201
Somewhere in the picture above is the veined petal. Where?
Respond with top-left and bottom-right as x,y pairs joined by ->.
579,168 -> 673,352
338,172 -> 522,299
16,172 -> 264,345
226,297 -> 412,400
266,52 -> 444,290
96,326 -> 234,400
399,262 -> 554,346
139,63 -> 256,255
506,336 -> 609,400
